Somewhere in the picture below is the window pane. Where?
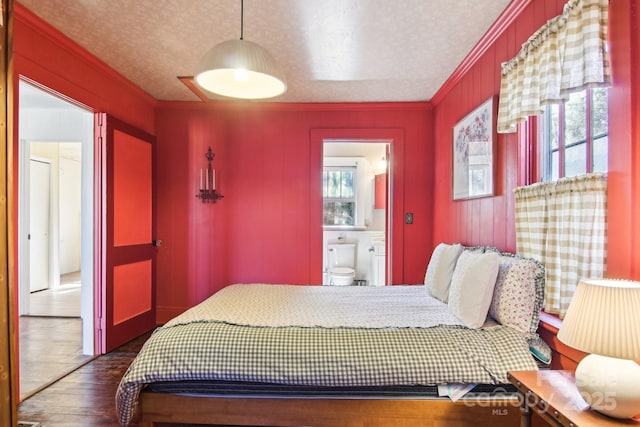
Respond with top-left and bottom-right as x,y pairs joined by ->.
593,135 -> 608,173
323,201 -> 355,226
592,88 -> 608,138
323,167 -> 357,227
541,107 -> 559,181
549,104 -> 560,150
539,88 -> 608,182
341,171 -> 354,198
327,171 -> 340,197
551,152 -> 559,181
565,91 -> 586,146
565,142 -> 587,178
322,171 -> 328,197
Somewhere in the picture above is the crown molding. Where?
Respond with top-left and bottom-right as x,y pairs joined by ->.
430,0 -> 533,106
15,3 -> 157,106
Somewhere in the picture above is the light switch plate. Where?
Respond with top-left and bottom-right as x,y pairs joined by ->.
405,212 -> 413,224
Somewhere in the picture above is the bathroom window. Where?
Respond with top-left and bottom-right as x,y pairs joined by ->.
323,167 -> 356,226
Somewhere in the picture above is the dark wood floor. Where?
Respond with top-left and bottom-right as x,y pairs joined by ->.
17,332 -> 151,427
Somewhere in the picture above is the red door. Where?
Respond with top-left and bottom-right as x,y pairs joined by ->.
95,113 -> 156,353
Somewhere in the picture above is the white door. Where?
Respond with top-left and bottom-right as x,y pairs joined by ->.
59,155 -> 82,274
29,159 -> 50,293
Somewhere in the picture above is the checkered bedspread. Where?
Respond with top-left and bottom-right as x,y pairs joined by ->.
116,320 -> 537,425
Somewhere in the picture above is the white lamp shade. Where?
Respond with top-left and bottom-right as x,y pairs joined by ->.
195,39 -> 287,100
558,278 -> 640,360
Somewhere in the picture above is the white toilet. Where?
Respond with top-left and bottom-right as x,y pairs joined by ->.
326,243 -> 357,286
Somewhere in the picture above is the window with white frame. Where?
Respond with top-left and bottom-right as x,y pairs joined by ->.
540,88 -> 608,181
322,167 -> 356,226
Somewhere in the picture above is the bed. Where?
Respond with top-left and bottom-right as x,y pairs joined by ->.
117,245 -> 547,427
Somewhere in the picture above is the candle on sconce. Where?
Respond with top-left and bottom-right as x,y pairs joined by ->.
196,147 -> 223,203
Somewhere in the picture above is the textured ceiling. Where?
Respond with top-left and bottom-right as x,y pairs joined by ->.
18,0 -> 512,103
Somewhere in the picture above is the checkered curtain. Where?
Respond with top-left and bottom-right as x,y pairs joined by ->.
497,0 -> 610,133
514,173 -> 607,318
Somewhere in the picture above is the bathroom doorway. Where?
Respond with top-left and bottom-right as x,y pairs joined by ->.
322,141 -> 390,286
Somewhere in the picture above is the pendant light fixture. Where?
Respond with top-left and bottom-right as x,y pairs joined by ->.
195,0 -> 287,99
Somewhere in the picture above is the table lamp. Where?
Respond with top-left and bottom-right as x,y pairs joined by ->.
557,278 -> 640,419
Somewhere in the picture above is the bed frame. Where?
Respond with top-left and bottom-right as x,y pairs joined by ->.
138,391 -> 521,426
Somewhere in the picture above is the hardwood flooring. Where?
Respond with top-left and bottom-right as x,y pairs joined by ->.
20,271 -> 88,399
28,273 -> 81,317
17,332 -> 151,427
19,317 -> 93,399
18,332 -> 240,427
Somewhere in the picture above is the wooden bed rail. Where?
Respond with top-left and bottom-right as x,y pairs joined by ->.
138,391 -> 522,427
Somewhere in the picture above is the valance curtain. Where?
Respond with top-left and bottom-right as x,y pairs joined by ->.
514,173 -> 607,318
497,0 -> 610,133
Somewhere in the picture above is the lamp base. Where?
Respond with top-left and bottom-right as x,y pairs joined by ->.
575,353 -> 640,419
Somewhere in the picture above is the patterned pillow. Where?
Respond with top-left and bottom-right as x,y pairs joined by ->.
461,245 -> 485,254
488,251 -> 545,338
424,243 -> 463,303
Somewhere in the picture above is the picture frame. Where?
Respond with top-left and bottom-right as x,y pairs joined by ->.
452,97 -> 495,200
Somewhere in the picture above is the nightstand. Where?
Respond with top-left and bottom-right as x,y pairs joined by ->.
508,370 -> 639,427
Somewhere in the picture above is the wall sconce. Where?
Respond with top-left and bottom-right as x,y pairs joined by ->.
196,147 -> 224,203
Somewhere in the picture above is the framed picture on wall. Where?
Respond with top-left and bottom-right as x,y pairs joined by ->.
452,97 -> 495,200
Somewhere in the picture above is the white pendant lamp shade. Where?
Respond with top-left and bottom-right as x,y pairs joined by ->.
195,39 -> 287,100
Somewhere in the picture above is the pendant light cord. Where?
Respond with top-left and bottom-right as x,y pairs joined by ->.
240,0 -> 244,40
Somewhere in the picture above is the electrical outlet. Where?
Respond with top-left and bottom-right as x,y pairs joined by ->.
405,212 -> 413,224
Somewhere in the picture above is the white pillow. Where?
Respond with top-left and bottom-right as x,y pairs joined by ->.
425,243 -> 463,302
448,251 -> 500,328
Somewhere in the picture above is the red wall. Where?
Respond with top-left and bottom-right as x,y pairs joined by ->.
431,0 -> 566,252
13,0 -> 640,327
430,0 -> 640,371
430,0 -> 640,271
607,0 -> 640,280
13,4 -> 156,134
12,4 -> 158,389
154,102 -> 433,321
12,4 -> 157,271
12,5 -> 157,302
432,0 -> 640,276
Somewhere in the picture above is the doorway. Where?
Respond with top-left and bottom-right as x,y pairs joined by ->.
322,141 -> 390,286
17,80 -> 94,398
